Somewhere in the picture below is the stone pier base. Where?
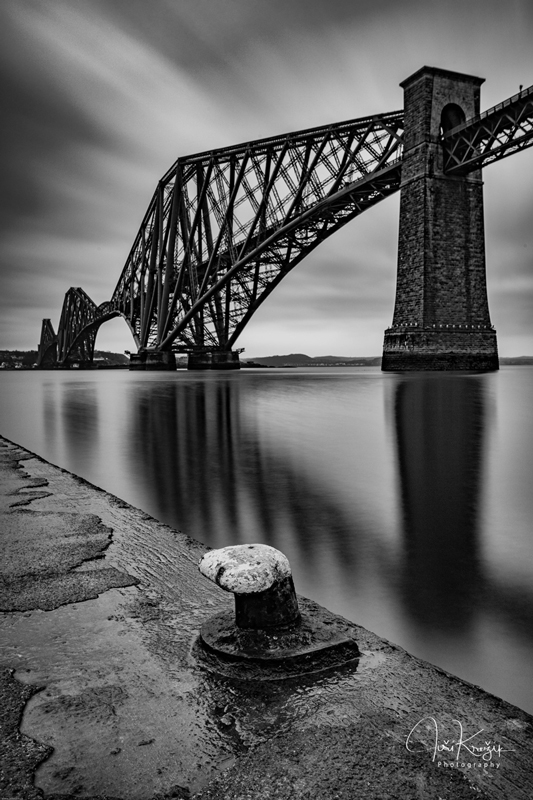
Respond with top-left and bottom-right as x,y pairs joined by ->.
188,351 -> 241,370
129,350 -> 176,370
382,327 -> 499,371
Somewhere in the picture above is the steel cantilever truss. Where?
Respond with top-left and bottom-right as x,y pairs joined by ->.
54,288 -> 122,365
442,83 -> 533,174
38,111 -> 404,366
36,319 -> 58,366
111,111 -> 404,354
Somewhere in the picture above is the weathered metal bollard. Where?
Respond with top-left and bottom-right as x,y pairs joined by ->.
198,544 -> 360,672
199,544 -> 300,630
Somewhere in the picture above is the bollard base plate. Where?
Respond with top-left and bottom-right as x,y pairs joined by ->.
198,599 -> 360,677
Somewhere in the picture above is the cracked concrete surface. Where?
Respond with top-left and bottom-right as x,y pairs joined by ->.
1,434 -> 533,800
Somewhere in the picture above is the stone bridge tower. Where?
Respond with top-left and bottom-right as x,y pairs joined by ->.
382,66 -> 499,370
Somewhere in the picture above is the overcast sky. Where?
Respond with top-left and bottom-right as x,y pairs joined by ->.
1,0 -> 532,357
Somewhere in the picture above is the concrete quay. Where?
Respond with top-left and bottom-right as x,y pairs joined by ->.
1,434 -> 532,800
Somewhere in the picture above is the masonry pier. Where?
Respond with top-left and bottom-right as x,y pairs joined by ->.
127,348 -> 242,370
187,350 -> 241,370
128,348 -> 176,370
382,67 -> 499,371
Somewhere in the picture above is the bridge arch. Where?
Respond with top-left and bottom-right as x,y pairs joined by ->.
62,309 -> 136,366
92,314 -> 138,358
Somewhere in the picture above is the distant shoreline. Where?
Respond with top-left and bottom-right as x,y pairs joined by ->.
2,349 -> 533,370
241,354 -> 533,367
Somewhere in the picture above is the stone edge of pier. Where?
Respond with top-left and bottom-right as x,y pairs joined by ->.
1,433 -> 532,800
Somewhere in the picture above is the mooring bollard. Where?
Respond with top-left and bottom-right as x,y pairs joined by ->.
198,544 -> 301,630
197,543 -> 360,672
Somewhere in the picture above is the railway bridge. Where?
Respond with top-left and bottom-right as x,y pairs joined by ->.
37,66 -> 533,371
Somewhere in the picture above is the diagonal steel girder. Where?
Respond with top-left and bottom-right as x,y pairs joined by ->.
442,83 -> 533,174
110,110 -> 404,352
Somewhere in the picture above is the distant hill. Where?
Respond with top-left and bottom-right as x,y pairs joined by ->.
500,356 -> 533,365
243,353 -> 382,367
245,353 -> 313,366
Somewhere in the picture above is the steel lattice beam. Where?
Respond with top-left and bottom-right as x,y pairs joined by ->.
442,84 -> 533,174
110,110 -> 404,353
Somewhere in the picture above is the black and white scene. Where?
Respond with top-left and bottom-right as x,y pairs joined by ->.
1,1 -> 533,798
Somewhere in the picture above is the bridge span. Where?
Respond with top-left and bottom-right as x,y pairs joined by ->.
37,66 -> 533,371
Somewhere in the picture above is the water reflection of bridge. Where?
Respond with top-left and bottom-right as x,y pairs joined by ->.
395,375 -> 533,641
127,378 -> 370,571
112,374 -> 533,644
395,376 -> 484,630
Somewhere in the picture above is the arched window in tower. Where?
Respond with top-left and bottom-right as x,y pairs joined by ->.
440,103 -> 466,135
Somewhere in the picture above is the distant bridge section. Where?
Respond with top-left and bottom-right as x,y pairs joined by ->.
442,83 -> 533,174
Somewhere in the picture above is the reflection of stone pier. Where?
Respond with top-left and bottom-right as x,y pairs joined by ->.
394,375 -> 486,629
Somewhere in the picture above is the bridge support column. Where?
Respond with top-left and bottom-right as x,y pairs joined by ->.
129,349 -> 176,370
187,350 -> 241,370
382,67 -> 498,371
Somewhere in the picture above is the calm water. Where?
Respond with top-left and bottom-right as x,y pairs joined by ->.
1,367 -> 533,713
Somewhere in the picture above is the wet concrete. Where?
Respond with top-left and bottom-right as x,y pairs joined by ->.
1,434 -> 533,799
